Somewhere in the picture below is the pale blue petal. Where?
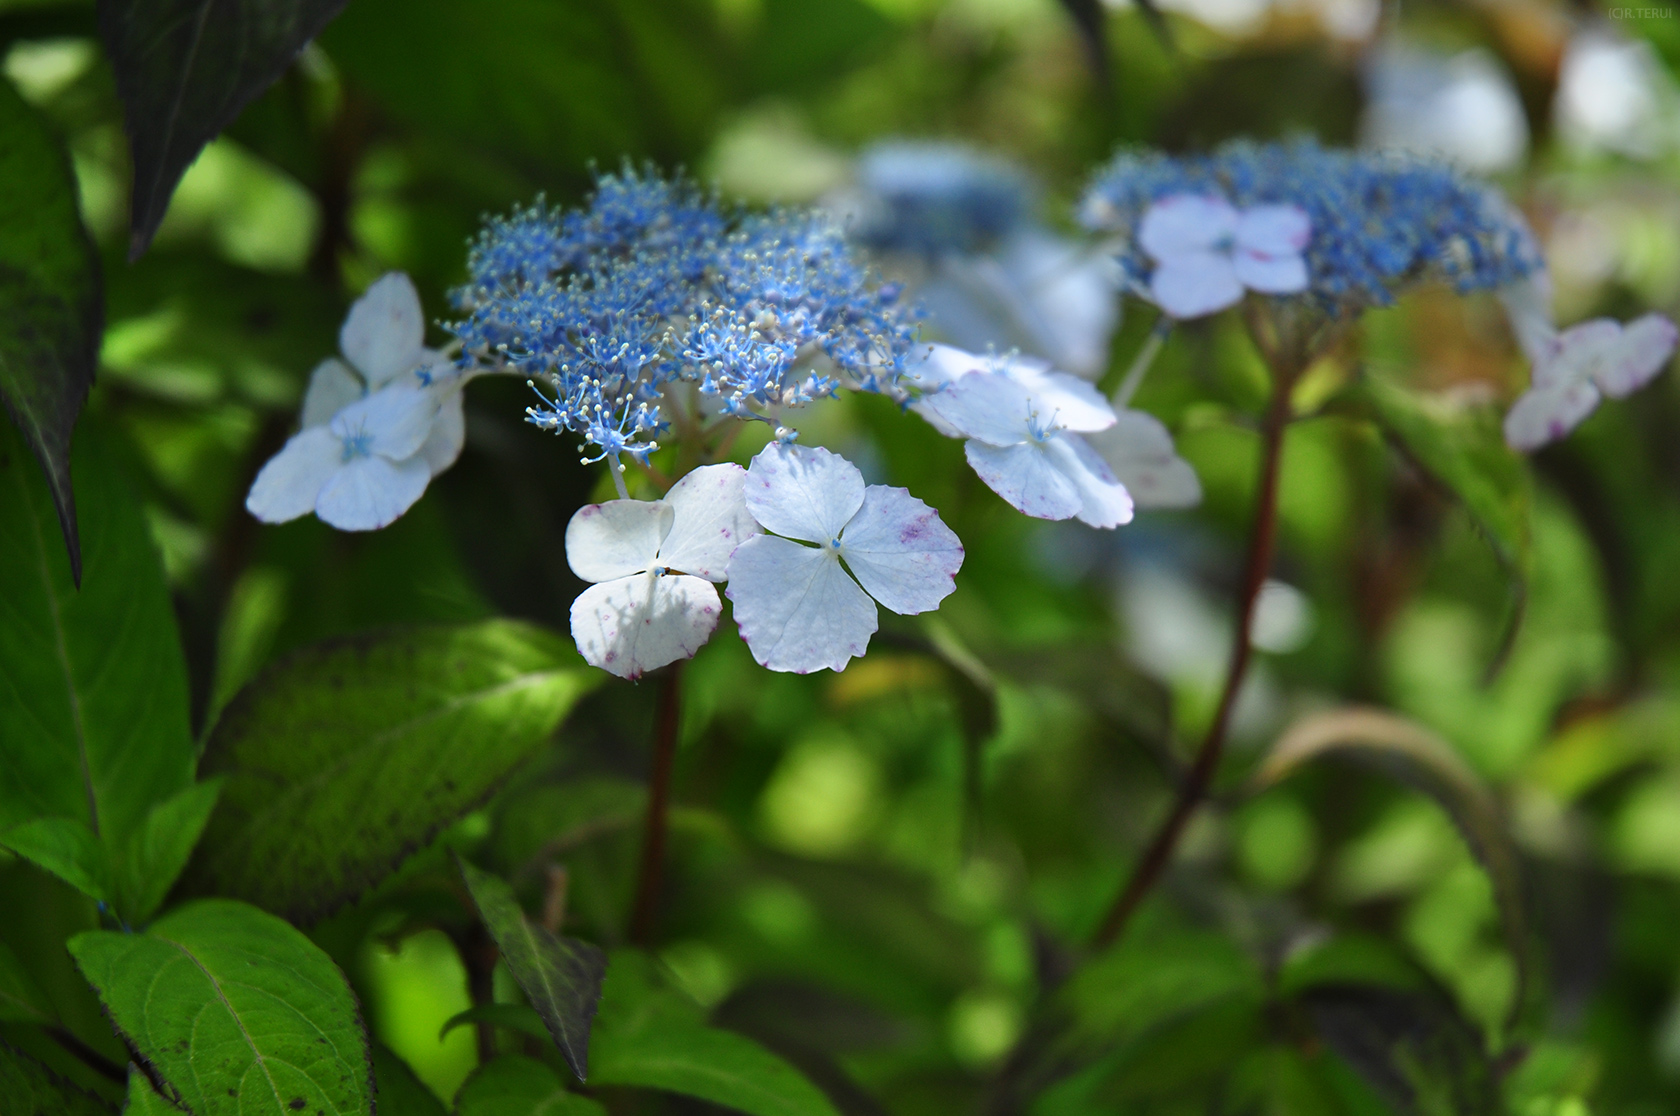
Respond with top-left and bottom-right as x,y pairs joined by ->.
963,439 -> 1081,520
743,443 -> 864,545
570,572 -> 721,680
341,272 -> 425,387
331,382 -> 439,461
565,499 -> 672,583
1045,433 -> 1134,528
246,427 -> 340,523
314,453 -> 432,531
300,357 -> 364,428
656,463 -> 760,582
839,485 -> 963,615
726,536 -> 877,673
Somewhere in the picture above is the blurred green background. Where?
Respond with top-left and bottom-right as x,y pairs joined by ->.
7,0 -> 1680,1112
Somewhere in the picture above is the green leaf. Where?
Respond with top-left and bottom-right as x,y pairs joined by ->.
452,1056 -> 605,1116
370,1044 -> 446,1116
0,417 -> 195,852
123,1066 -> 175,1115
0,937 -> 55,1023
456,858 -> 605,1081
590,952 -> 840,1116
0,1040 -> 115,1115
182,620 -> 598,922
1254,706 -> 1528,1029
95,0 -> 349,257
67,898 -> 373,1116
0,75 -> 101,582
1353,370 -> 1532,670
112,779 -> 222,925
439,1003 -> 553,1046
0,816 -> 109,902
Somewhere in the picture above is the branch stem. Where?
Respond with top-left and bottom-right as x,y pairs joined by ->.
629,662 -> 684,946
1090,368 -> 1294,950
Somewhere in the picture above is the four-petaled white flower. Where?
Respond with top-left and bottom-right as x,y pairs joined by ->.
567,464 -> 761,680
1085,409 -> 1202,510
247,273 -> 466,531
726,444 -> 963,674
1501,281 -> 1678,450
1139,194 -> 1311,320
912,346 -> 1134,528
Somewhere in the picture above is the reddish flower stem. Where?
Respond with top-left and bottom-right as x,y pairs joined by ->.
629,662 -> 684,946
1090,373 -> 1294,950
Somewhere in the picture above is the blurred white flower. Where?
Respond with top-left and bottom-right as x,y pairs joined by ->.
247,272 -> 466,531
566,464 -> 760,680
843,141 -> 1120,379
1557,28 -> 1680,159
916,348 -> 1133,527
1084,409 -> 1202,510
1361,45 -> 1528,174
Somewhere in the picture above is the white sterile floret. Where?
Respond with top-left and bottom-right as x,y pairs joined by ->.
726,444 -> 963,674
246,382 -> 441,530
1138,194 -> 1311,319
913,347 -> 1133,528
1502,308 -> 1679,452
1084,409 -> 1202,510
567,464 -> 761,680
249,272 -> 468,530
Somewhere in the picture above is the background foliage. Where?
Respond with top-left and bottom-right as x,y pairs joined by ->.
3,0 -> 1680,1113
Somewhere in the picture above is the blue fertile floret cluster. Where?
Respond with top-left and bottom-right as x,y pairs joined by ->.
451,167 -> 918,462
1080,140 -> 1544,312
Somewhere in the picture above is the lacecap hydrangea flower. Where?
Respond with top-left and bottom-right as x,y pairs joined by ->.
1081,140 -> 1544,318
247,273 -> 467,531
845,141 -> 1120,379
462,167 -> 966,678
451,166 -> 920,466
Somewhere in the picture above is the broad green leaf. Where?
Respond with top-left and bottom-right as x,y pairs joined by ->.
488,778 -> 645,877
457,858 -> 606,1081
1298,983 -> 1501,1116
0,937 -> 54,1023
181,619 -> 598,922
112,779 -> 222,925
68,898 -> 373,1116
590,952 -> 840,1116
453,1056 -> 605,1116
0,75 -> 101,581
0,1041 -> 114,1115
370,1043 -> 446,1116
95,0 -> 350,257
439,1003 -> 553,1046
1353,371 -> 1531,667
0,417 -> 194,849
1254,706 -> 1528,1029
0,816 -> 108,903
123,1066 -> 174,1115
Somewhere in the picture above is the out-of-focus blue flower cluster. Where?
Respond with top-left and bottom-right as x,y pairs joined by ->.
1080,140 -> 1544,313
849,141 -> 1032,256
451,167 -> 918,462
